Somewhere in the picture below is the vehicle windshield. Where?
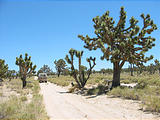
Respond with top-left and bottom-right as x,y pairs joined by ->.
39,73 -> 47,77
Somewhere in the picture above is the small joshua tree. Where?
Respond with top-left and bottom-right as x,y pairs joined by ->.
38,65 -> 53,76
137,64 -> 145,75
16,53 -> 36,88
54,59 -> 66,77
78,6 -> 157,87
65,48 -> 96,89
7,70 -> 16,81
0,59 -> 8,80
147,63 -> 156,74
129,63 -> 134,76
154,59 -> 160,74
100,68 -> 106,74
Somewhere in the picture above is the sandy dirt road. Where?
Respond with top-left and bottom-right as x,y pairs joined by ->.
40,82 -> 159,120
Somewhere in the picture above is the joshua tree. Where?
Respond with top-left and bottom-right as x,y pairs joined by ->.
78,6 -> 157,87
129,63 -> 134,76
37,65 -> 53,76
137,64 -> 145,75
100,68 -> 106,74
16,53 -> 36,88
65,48 -> 96,89
6,70 -> 16,81
54,59 -> 66,77
154,59 -> 160,74
147,63 -> 156,74
0,59 -> 8,80
62,67 -> 70,76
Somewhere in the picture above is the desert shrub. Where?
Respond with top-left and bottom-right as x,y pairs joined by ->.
20,96 -> 27,101
108,87 -> 143,100
121,79 -> 130,84
120,75 -> 139,84
136,79 -> 148,89
108,84 -> 160,113
87,84 -> 108,95
48,75 -> 73,86
68,84 -> 79,93
0,78 -> 48,120
147,78 -> 160,86
26,82 -> 34,88
142,95 -> 160,113
142,86 -> 160,96
0,96 -> 20,119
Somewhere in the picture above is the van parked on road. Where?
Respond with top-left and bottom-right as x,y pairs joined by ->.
38,73 -> 47,83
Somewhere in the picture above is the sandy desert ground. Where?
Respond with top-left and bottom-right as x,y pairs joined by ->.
40,82 -> 159,120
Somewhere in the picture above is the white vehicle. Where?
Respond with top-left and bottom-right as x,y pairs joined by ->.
38,73 -> 47,83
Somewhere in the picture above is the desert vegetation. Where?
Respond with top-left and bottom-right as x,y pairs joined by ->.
16,53 -> 36,88
54,59 -> 66,77
65,48 -> 96,89
0,77 -> 48,120
78,6 -> 157,87
47,7 -> 159,114
0,4 -> 160,120
48,72 -> 160,113
0,59 -> 8,81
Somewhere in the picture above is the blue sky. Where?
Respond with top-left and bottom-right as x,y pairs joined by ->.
0,0 -> 160,72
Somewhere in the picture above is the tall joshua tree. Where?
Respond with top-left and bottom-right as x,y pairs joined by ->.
16,53 -> 36,88
65,48 -> 96,89
78,7 -> 157,87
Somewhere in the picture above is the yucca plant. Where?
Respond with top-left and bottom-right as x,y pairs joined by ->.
65,48 -> 96,89
78,6 -> 157,87
16,53 -> 36,88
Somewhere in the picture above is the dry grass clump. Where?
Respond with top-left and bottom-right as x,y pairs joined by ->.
0,94 -> 48,120
0,77 -> 49,120
68,84 -> 79,93
108,76 -> 160,113
142,95 -> 160,113
87,84 -> 108,95
108,87 -> 142,100
48,75 -> 74,86
48,74 -> 112,87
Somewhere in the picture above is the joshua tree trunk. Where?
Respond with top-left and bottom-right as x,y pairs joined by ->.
130,64 -> 134,76
112,62 -> 121,88
57,69 -> 61,77
21,76 -> 27,88
58,73 -> 60,77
